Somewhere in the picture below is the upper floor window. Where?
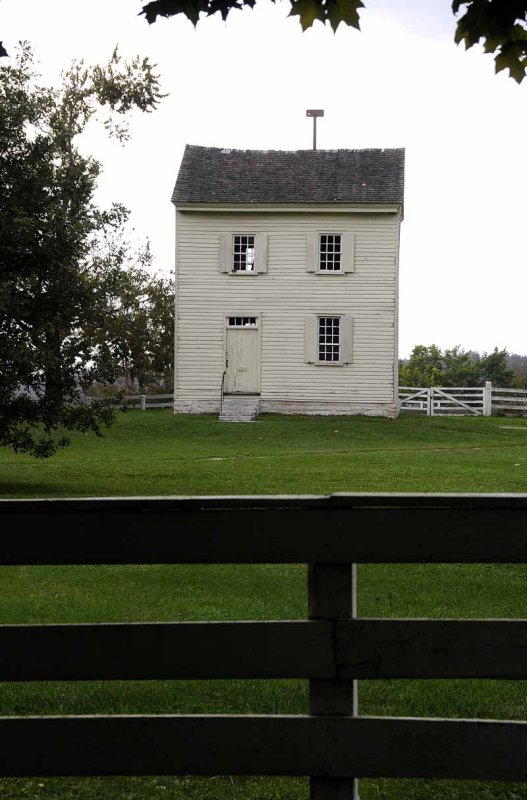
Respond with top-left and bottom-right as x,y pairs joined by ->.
219,233 -> 268,274
319,234 -> 342,271
306,231 -> 355,274
233,235 -> 255,272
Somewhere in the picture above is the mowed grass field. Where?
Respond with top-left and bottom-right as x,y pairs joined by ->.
2,412 -> 527,800
2,410 -> 527,497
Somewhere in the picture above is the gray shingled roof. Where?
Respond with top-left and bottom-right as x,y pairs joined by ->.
172,145 -> 404,206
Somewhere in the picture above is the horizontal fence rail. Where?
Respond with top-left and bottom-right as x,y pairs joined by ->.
3,618 -> 527,682
2,715 -> 527,781
3,494 -> 527,564
0,621 -> 334,681
2,494 -> 527,797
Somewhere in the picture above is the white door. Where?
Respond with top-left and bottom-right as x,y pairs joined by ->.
225,325 -> 260,394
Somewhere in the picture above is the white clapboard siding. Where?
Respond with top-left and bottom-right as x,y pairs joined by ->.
175,211 -> 400,407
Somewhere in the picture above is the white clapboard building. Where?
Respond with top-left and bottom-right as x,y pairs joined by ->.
172,145 -> 404,420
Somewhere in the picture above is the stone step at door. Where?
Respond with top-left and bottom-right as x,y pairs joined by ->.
219,397 -> 260,423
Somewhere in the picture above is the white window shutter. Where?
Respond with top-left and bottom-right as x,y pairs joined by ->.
305,317 -> 317,363
340,315 -> 354,364
306,232 -> 319,273
342,233 -> 355,273
219,233 -> 232,273
255,233 -> 268,273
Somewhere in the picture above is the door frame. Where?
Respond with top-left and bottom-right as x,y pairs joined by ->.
223,313 -> 262,395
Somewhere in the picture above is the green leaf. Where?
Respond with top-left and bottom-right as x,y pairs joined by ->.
327,0 -> 364,32
453,0 -> 527,81
495,48 -> 527,82
141,0 -> 182,24
451,0 -> 466,14
181,0 -> 205,25
208,0 -> 245,20
483,32 -> 508,53
288,0 -> 324,30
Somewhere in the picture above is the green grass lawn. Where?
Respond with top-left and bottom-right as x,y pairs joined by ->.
2,410 -> 527,497
2,412 -> 527,799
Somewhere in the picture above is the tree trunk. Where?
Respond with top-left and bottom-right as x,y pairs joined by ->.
44,329 -> 65,406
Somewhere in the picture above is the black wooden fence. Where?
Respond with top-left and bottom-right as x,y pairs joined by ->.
2,493 -> 527,799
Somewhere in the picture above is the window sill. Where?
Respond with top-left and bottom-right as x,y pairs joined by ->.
309,361 -> 348,367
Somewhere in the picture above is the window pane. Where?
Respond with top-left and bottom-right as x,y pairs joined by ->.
318,316 -> 340,361
233,235 -> 256,272
319,234 -> 342,271
228,317 -> 257,327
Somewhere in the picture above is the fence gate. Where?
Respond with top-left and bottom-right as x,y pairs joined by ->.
399,384 -> 492,416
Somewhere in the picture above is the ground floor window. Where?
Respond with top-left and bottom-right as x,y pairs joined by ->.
305,314 -> 353,365
318,316 -> 340,362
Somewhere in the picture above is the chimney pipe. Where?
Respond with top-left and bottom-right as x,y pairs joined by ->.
306,109 -> 324,150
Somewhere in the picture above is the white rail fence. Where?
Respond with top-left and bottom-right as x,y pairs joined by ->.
400,383 -> 527,417
87,394 -> 173,410
125,394 -> 173,410
492,386 -> 527,415
87,388 -> 527,417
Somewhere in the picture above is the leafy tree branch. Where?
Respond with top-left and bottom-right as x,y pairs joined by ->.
141,0 -> 527,82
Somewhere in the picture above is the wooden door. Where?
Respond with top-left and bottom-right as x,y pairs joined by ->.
225,328 -> 260,394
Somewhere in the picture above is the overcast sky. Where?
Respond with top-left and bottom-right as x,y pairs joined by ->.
2,0 -> 526,358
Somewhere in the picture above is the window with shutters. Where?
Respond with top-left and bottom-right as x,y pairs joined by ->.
305,314 -> 353,365
306,232 -> 354,274
219,233 -> 268,274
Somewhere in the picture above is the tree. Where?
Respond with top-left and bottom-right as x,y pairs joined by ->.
87,236 -> 174,392
479,347 -> 515,386
140,0 -> 527,83
0,45 -> 165,457
442,345 -> 481,386
399,345 -> 444,387
399,344 -> 516,387
508,353 -> 527,388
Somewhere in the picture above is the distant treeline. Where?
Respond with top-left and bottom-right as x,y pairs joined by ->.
400,346 -> 527,388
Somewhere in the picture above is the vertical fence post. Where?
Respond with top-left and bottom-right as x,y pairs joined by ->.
308,564 -> 358,800
427,388 -> 433,417
140,395 -> 146,411
483,381 -> 492,417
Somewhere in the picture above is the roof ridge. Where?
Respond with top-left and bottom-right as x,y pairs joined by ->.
184,144 -> 404,153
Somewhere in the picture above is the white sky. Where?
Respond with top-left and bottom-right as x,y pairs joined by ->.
2,0 -> 527,358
